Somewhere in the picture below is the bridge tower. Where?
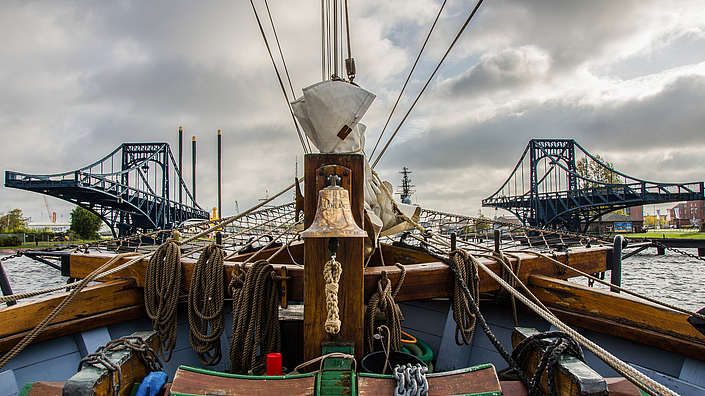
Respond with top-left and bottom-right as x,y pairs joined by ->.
6,142 -> 209,238
483,139 -> 705,232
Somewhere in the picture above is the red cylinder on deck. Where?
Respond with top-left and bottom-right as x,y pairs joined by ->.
267,353 -> 283,375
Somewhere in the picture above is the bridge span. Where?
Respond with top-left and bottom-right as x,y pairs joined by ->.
482,139 -> 704,232
5,143 -> 209,238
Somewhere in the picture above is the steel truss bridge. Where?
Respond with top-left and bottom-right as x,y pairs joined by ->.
5,143 -> 209,238
482,139 -> 704,232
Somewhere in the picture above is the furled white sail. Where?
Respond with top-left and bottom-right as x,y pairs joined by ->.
292,79 -> 420,255
291,80 -> 375,153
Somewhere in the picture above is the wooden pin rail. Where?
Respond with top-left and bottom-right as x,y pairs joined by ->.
65,245 -> 611,303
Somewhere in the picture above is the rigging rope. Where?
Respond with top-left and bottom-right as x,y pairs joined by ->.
228,259 -> 286,375
369,0 -> 448,159
0,252 -> 138,371
372,0 -> 485,168
364,263 -> 406,354
512,331 -> 585,396
450,250 -> 479,345
144,239 -> 181,362
188,243 -> 225,366
248,0 -> 310,154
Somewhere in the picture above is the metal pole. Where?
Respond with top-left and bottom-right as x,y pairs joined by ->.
179,126 -> 183,204
217,129 -> 222,219
192,136 -> 197,204
611,235 -> 623,293
0,263 -> 16,306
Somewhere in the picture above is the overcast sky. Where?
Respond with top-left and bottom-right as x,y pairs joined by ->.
2,0 -> 705,225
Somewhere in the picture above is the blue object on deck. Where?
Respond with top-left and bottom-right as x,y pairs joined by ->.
135,371 -> 168,396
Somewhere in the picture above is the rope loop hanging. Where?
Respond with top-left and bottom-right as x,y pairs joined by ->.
511,331 -> 585,396
450,249 -> 479,345
323,258 -> 342,335
144,238 -> 182,362
228,260 -> 283,375
364,263 -> 406,354
493,250 -> 520,326
188,243 -> 225,366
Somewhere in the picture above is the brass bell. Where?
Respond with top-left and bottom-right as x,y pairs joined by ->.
301,176 -> 367,239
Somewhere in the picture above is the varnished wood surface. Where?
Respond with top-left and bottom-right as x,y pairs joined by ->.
0,305 -> 145,353
365,246 -> 609,302
303,153 -> 365,230
0,278 -> 143,339
304,237 -> 365,362
303,153 -> 366,362
67,246 -> 609,304
169,367 -> 315,395
528,275 -> 705,360
511,327 -> 608,396
358,365 -> 501,396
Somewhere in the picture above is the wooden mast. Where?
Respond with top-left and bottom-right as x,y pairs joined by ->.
302,153 -> 366,361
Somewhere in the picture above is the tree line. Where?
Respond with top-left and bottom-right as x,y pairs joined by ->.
0,206 -> 104,244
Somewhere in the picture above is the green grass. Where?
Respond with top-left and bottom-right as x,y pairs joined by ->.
627,231 -> 705,239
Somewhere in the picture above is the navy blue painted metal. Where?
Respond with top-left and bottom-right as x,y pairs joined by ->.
483,139 -> 705,232
5,143 -> 208,238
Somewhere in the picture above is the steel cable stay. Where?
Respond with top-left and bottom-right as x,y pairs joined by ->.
371,0 -> 485,169
369,0 -> 449,159
249,0 -> 311,154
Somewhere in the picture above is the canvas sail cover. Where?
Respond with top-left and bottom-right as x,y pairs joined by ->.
292,79 -> 420,255
291,80 -> 376,153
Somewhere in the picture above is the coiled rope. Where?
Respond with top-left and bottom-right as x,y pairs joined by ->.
471,250 -> 680,396
323,258 -> 342,335
450,250 -> 479,345
364,263 -> 406,354
188,243 -> 225,366
511,331 -> 585,396
144,238 -> 181,362
228,259 -> 285,375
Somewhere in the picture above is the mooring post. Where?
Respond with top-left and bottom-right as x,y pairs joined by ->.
178,126 -> 183,204
611,235 -> 623,293
451,232 -> 457,251
191,136 -> 197,203
217,129 -> 222,219
302,153 -> 365,362
0,262 -> 16,306
494,229 -> 500,253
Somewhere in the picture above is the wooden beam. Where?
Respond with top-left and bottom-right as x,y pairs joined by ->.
0,279 -> 143,339
63,331 -> 160,396
67,246 -> 609,304
511,327 -> 608,396
0,305 -> 145,353
365,247 -> 609,302
303,153 -> 366,362
528,275 -> 705,361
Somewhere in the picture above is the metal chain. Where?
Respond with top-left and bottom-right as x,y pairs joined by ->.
393,363 -> 428,396
652,240 -> 705,262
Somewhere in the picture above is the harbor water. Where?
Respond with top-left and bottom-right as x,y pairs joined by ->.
1,247 -> 704,312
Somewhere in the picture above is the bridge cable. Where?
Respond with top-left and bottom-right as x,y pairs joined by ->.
372,0 -> 484,169
249,0 -> 311,154
368,0 -> 448,159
